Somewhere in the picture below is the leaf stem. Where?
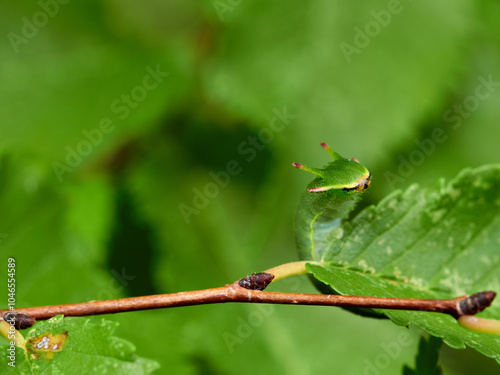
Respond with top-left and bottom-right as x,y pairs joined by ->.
263,261 -> 315,282
458,315 -> 500,335
0,320 -> 26,348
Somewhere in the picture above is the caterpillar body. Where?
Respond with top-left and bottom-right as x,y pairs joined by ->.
293,143 -> 371,262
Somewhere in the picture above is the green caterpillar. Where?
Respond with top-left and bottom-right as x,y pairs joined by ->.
293,143 -> 371,263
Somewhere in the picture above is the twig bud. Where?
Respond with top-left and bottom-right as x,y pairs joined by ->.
238,273 -> 275,291
4,312 -> 36,330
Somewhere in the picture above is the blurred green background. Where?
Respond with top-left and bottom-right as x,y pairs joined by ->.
1,0 -> 500,373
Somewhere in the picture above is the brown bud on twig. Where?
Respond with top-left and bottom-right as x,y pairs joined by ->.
4,312 -> 36,330
457,291 -> 496,317
238,273 -> 275,291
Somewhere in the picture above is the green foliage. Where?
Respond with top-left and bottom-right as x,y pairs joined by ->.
2,0 -> 500,373
403,335 -> 443,375
305,166 -> 500,362
0,315 -> 159,374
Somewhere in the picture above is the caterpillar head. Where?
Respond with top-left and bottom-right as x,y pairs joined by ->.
293,143 -> 371,194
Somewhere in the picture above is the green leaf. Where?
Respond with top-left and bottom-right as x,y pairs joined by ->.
403,335 -> 442,375
305,165 -> 500,363
0,315 -> 159,374
204,0 -> 474,166
0,3 -> 193,163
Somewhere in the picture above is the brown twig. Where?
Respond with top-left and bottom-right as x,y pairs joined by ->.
1,261 -> 496,333
1,276 -> 495,327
